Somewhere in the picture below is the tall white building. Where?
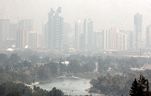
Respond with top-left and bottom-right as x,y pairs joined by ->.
0,19 -> 17,48
95,32 -> 104,51
45,7 -> 64,50
133,13 -> 143,49
16,20 -> 33,49
74,19 -> 95,51
74,20 -> 82,51
146,25 -> 151,48
103,28 -> 128,51
0,19 -> 10,42
63,22 -> 72,50
10,23 -> 17,41
83,18 -> 94,51
28,32 -> 37,49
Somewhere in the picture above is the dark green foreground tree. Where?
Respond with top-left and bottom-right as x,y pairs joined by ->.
130,75 -> 149,96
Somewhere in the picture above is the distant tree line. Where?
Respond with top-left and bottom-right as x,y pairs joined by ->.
0,82 -> 64,96
90,72 -> 151,96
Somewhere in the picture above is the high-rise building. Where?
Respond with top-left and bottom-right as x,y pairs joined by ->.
16,20 -> 33,48
10,23 -> 17,41
63,22 -> 72,50
127,30 -> 133,50
74,20 -> 82,51
74,19 -> 95,51
83,18 -> 94,51
103,28 -> 128,51
133,13 -> 143,49
0,19 -> 10,42
28,32 -> 37,49
146,25 -> 151,48
0,19 -> 16,48
45,7 -> 64,50
95,32 -> 104,51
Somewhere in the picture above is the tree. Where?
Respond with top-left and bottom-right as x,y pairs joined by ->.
138,75 -> 149,96
138,75 -> 149,93
130,79 -> 139,96
6,92 -> 21,96
129,75 -> 149,96
49,87 -> 64,96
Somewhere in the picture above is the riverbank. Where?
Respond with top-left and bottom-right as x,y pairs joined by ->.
37,78 -> 91,95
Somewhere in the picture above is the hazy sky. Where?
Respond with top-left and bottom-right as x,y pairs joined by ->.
0,0 -> 151,31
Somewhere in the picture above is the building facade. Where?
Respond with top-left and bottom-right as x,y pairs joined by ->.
74,20 -> 82,51
133,13 -> 143,49
146,25 -> 151,48
103,28 -> 128,51
16,20 -> 33,48
45,7 -> 64,50
83,18 -> 94,51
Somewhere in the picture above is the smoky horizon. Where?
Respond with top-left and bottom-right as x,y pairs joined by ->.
0,1 -> 151,96
0,0 -> 150,51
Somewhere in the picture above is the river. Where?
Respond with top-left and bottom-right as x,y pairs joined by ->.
37,78 -> 91,95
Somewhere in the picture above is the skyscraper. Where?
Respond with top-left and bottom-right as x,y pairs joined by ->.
28,32 -> 37,49
0,19 -> 10,42
103,28 -> 128,51
45,7 -> 64,50
0,19 -> 14,48
133,13 -> 143,49
74,20 -> 82,51
83,18 -> 94,51
146,25 -> 151,48
10,23 -> 17,41
95,32 -> 104,51
16,20 -> 33,48
63,22 -> 72,50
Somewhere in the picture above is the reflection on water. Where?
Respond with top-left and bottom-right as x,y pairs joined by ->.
37,79 -> 90,95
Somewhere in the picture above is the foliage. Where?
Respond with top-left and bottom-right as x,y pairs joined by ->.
130,75 -> 149,96
0,82 -> 64,96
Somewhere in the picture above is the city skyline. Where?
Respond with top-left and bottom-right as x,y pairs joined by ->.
0,0 -> 151,31
0,10 -> 149,51
0,2 -> 151,51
